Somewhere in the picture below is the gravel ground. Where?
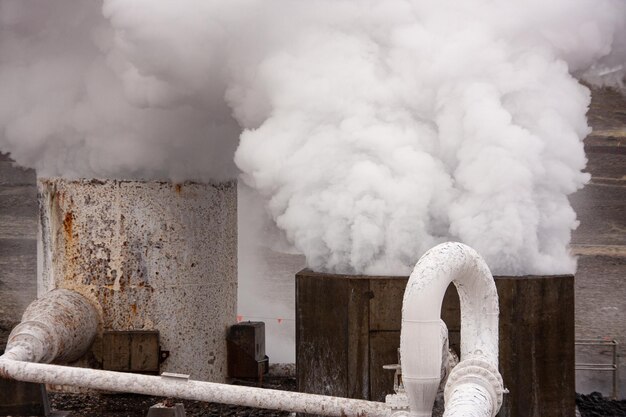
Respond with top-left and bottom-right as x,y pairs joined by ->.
576,392 -> 626,417
44,383 -> 626,417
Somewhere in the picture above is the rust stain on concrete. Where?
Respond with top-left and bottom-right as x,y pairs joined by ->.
63,212 -> 73,241
38,178 -> 237,382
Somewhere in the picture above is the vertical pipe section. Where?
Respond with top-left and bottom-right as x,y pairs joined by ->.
3,289 -> 98,363
400,242 -> 503,417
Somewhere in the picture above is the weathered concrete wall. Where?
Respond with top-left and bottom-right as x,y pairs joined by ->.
570,85 -> 626,399
571,255 -> 625,399
38,179 -> 237,382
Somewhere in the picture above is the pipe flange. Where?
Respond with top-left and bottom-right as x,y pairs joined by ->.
385,392 -> 410,410
6,321 -> 59,363
444,357 -> 504,416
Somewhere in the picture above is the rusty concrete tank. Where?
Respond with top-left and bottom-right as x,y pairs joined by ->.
37,178 -> 237,382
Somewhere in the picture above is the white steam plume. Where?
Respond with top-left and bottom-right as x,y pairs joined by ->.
1,0 -> 625,275
0,0 -> 240,181
231,0 -> 625,276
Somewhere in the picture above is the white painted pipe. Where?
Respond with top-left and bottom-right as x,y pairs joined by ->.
443,383 -> 493,417
0,355 -> 391,417
400,242 -> 503,417
4,289 -> 98,363
2,243 -> 503,417
0,290 -> 391,417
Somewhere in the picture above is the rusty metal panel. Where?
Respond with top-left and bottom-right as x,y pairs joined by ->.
130,332 -> 161,372
0,379 -> 48,416
102,330 -> 160,373
296,269 -> 392,403
227,322 -> 266,362
442,275 -> 576,417
227,322 -> 267,378
226,343 -> 268,379
369,331 -> 400,402
102,332 -> 132,371
496,275 -> 575,417
296,271 -> 350,399
347,279 -> 370,399
369,278 -> 407,331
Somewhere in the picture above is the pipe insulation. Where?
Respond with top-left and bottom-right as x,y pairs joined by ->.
400,242 -> 504,417
0,358 -> 392,417
1,287 -> 392,417
443,383 -> 493,417
0,242 -> 504,417
3,289 -> 98,363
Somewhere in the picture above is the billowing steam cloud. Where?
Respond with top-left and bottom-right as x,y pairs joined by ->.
1,0 -> 625,275
0,0 -> 240,181
232,0 -> 626,275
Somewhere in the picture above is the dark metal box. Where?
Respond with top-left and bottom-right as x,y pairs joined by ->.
102,330 -> 162,374
227,322 -> 267,378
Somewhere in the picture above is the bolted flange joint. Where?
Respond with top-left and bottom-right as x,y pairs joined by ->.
443,356 -> 504,417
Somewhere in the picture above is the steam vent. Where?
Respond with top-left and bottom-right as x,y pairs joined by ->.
37,178 -> 237,381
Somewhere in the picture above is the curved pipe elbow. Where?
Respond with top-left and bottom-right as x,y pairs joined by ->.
443,382 -> 493,417
5,289 -> 99,364
400,242 -> 502,417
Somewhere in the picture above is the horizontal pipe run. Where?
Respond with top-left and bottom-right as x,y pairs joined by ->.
575,367 -> 617,371
575,340 -> 618,346
0,357 -> 391,417
576,364 -> 617,368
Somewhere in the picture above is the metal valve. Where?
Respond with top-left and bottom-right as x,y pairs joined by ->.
383,349 -> 409,411
382,363 -> 403,394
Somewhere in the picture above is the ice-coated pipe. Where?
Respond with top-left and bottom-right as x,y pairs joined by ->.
400,242 -> 503,417
4,288 -> 98,363
443,383 -> 493,417
1,289 -> 391,417
0,358 -> 392,417
1,243 -> 502,417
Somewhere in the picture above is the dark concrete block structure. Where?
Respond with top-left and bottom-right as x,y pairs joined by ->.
296,269 -> 575,417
